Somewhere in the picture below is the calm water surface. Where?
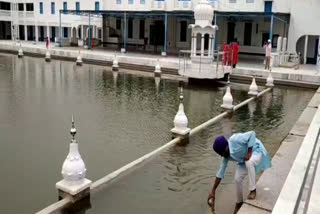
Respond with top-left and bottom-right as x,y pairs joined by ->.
0,54 -> 314,214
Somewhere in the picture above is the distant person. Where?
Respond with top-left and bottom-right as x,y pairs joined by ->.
264,39 -> 272,70
232,40 -> 239,68
207,131 -> 271,209
222,42 -> 228,66
46,37 -> 50,49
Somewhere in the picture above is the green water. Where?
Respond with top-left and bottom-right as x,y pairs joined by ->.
0,54 -> 314,214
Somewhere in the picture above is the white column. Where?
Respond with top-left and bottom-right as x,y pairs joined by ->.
193,36 -> 197,56
80,25 -> 83,39
24,25 -> 27,41
304,35 -> 309,64
81,25 -> 84,40
35,25 -> 38,42
191,33 -> 194,55
208,36 -> 212,56
317,36 -> 320,70
211,37 -> 215,55
201,34 -> 204,57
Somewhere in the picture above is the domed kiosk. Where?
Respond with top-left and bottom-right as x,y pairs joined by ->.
178,0 -> 232,79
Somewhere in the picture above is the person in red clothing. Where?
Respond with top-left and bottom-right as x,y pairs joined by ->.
222,43 -> 228,66
232,40 -> 239,68
46,37 -> 50,49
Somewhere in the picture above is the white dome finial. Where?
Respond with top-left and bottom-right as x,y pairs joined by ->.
171,87 -> 190,136
56,116 -> 92,197
266,71 -> 274,87
248,76 -> 259,96
194,0 -> 214,27
154,59 -> 162,77
76,51 -> 83,66
221,83 -> 234,110
112,54 -> 119,71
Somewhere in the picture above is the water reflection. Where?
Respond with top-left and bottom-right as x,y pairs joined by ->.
60,196 -> 91,214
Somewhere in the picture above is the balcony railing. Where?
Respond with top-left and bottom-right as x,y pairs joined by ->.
174,0 -> 193,10
0,10 -> 11,17
151,0 -> 166,10
25,11 -> 34,17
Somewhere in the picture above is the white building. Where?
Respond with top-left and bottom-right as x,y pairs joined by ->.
0,0 -> 102,44
0,0 -> 319,65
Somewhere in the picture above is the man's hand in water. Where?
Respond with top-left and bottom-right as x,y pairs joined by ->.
207,192 -> 215,206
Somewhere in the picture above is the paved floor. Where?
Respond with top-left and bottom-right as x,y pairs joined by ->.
2,40 -> 319,78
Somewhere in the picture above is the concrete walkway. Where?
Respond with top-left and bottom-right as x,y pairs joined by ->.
237,90 -> 320,214
0,40 -> 319,85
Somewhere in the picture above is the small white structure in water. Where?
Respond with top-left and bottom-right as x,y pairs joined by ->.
112,55 -> 119,71
266,72 -> 274,87
178,0 -> 231,79
18,48 -> 23,58
171,88 -> 190,137
56,117 -> 92,200
221,81 -> 234,110
45,50 -> 51,62
76,52 -> 83,66
248,76 -> 259,96
154,59 -> 162,77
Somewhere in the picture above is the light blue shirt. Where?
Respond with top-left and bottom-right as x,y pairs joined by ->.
216,131 -> 271,179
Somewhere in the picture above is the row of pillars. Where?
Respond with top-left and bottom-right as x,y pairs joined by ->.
191,33 -> 215,57
60,11 -> 169,54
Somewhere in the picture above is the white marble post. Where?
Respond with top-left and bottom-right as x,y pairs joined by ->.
317,36 -> 320,71
201,34 -> 204,57
24,25 -> 27,41
81,25 -> 84,40
35,25 -> 38,42
208,36 -> 212,56
277,37 -> 282,52
191,34 -> 194,56
193,35 -> 197,56
304,35 -> 309,64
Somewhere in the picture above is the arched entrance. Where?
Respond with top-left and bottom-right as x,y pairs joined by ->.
296,35 -> 320,64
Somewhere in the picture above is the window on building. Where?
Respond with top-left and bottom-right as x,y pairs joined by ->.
246,0 -> 254,3
229,0 -> 236,3
98,29 -> 102,39
26,3 -> 34,11
139,19 -> 145,39
18,3 -> 24,11
39,2 -> 43,14
0,2 -> 11,10
264,1 -> 272,13
128,0 -> 134,4
116,19 -> 121,30
76,2 -> 80,12
140,0 -> 145,4
180,21 -> 187,42
117,0 -> 122,4
63,2 -> 67,11
128,19 -> 133,39
64,27 -> 68,38
51,2 -> 55,14
95,2 -> 99,11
